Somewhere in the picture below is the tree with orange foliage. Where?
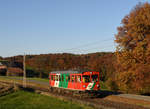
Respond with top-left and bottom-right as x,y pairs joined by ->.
115,2 -> 150,94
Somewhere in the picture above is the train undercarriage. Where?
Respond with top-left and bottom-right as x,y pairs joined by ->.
49,86 -> 100,99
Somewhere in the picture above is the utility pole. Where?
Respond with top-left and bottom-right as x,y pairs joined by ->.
23,54 -> 26,88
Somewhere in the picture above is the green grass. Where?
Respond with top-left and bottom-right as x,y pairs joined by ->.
0,91 -> 93,109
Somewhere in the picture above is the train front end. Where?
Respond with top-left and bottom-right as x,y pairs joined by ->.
82,71 -> 100,91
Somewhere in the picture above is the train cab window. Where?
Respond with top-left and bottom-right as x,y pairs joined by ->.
92,75 -> 98,82
71,75 -> 75,82
82,75 -> 90,83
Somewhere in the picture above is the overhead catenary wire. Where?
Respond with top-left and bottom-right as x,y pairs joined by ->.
65,44 -> 115,54
54,37 -> 115,53
64,38 -> 113,51
23,37 -> 115,55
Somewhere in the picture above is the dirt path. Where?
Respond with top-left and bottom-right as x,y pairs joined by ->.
117,94 -> 150,102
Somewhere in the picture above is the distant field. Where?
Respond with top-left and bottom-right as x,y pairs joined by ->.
0,91 -> 93,109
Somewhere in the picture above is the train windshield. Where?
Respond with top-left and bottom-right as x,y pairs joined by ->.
92,75 -> 98,82
82,75 -> 90,83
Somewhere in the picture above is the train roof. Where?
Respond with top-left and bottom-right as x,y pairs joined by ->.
50,70 -> 89,74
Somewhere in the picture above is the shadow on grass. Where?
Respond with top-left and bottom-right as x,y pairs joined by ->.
19,86 -> 35,92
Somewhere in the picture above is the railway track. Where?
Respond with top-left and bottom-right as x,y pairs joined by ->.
0,79 -> 150,109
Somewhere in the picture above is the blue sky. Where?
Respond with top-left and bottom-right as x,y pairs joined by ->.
0,0 -> 149,57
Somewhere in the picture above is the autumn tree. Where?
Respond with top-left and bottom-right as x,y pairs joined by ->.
115,2 -> 150,93
4,52 -> 116,83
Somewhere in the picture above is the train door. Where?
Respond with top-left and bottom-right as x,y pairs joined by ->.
61,74 -> 69,88
54,74 -> 60,88
71,75 -> 75,89
75,75 -> 82,90
59,74 -> 62,87
74,75 -> 77,89
50,74 -> 55,87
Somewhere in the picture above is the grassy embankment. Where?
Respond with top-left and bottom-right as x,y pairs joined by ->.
0,91 -> 93,109
0,76 -> 49,82
0,76 -> 49,91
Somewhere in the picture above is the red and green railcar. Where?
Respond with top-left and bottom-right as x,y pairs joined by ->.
49,70 -> 100,91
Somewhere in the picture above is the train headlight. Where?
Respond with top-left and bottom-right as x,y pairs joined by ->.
83,85 -> 86,88
97,84 -> 100,88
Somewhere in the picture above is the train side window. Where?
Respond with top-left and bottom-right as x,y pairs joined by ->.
66,75 -> 70,82
53,75 -> 55,81
51,75 -> 54,80
60,75 -> 63,81
62,75 -> 64,81
55,75 -> 58,81
55,75 -> 57,81
59,75 -> 62,81
82,75 -> 90,83
55,75 -> 59,81
68,75 -> 70,82
59,75 -> 60,81
71,75 -> 74,82
52,75 -> 54,81
75,76 -> 77,82
77,75 -> 81,83
66,75 -> 68,82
